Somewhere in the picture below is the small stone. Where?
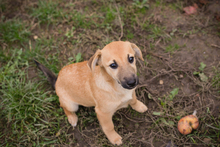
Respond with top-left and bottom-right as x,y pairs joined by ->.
34,35 -> 38,40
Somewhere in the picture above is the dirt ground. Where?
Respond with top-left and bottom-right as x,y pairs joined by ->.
1,0 -> 220,146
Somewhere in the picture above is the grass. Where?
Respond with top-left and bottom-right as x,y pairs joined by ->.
0,49 -> 63,146
0,19 -> 31,44
31,0 -> 63,25
165,44 -> 180,53
147,24 -> 168,41
212,65 -> 220,92
0,0 -> 220,146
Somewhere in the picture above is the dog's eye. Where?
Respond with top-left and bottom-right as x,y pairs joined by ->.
109,63 -> 118,69
128,56 -> 134,63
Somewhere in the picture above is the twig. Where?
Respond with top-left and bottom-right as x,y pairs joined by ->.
211,44 -> 220,49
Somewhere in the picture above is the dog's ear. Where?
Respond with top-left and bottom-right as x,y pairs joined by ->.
87,49 -> 102,72
130,43 -> 144,61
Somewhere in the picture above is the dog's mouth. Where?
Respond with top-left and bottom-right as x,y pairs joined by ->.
120,77 -> 139,90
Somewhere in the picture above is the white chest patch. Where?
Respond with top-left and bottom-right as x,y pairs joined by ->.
117,90 -> 133,110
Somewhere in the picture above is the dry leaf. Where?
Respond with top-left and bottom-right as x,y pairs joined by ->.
183,3 -> 198,15
203,138 -> 211,143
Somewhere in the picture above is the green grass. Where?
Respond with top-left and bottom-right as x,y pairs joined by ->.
0,49 -> 64,146
165,44 -> 180,53
103,7 -> 116,24
212,66 -> 220,92
0,19 -> 31,44
147,24 -> 167,41
31,0 -> 63,24
126,30 -> 134,39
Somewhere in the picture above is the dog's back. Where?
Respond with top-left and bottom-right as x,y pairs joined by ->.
55,61 -> 96,107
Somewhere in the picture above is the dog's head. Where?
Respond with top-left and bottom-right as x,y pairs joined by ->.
88,41 -> 144,90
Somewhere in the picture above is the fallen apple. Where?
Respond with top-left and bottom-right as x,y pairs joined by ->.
178,110 -> 199,135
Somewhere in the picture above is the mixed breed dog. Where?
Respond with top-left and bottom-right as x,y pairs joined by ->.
35,41 -> 148,145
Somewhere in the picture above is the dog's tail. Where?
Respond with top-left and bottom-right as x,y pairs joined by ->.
34,59 -> 57,90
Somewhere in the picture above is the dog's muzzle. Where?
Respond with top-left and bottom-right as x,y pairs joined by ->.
121,76 -> 139,90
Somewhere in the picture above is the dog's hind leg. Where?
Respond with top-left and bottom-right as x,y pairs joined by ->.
60,99 -> 79,127
63,107 -> 78,127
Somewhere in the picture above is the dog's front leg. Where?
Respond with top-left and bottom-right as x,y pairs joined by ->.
129,91 -> 148,113
95,107 -> 122,145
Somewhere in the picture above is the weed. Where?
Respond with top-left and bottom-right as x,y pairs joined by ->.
193,62 -> 208,82
182,29 -> 199,38
147,25 -> 167,41
169,88 -> 179,101
170,28 -> 177,36
132,0 -> 149,9
199,62 -> 206,71
68,52 -> 83,64
158,88 -> 179,109
165,44 -> 180,53
65,26 -> 76,39
151,88 -> 179,128
132,0 -> 149,14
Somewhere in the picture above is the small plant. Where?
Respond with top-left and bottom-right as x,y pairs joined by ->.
147,25 -> 167,41
169,88 -> 179,101
158,88 -> 179,107
193,62 -> 208,82
152,88 -> 179,130
68,53 -> 83,64
65,26 -> 76,39
75,53 -> 83,63
165,44 -> 180,53
132,0 -> 149,9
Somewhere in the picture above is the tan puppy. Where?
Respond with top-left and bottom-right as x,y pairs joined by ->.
35,41 -> 148,145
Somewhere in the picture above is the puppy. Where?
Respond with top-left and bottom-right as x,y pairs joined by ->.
35,41 -> 148,145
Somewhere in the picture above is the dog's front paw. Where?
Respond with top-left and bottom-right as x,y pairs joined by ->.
108,132 -> 122,145
131,100 -> 148,113
114,136 -> 122,146
138,103 -> 148,113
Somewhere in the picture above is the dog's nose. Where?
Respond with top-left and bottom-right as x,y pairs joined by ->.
127,79 -> 136,87
121,76 -> 139,89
